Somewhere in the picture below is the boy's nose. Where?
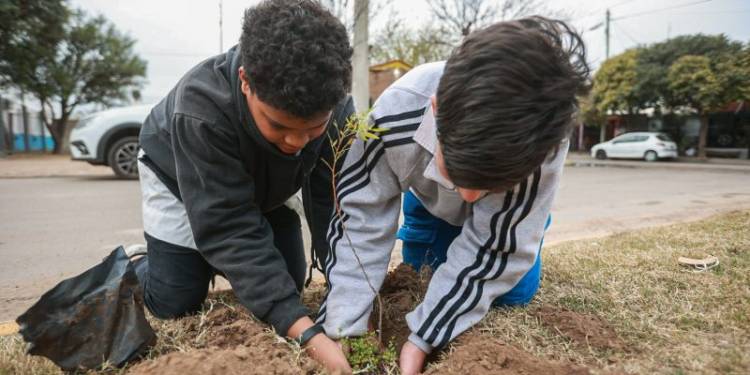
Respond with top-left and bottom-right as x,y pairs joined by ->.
284,133 -> 310,149
458,188 -> 485,203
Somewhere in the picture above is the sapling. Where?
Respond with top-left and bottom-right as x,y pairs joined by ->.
320,109 -> 387,343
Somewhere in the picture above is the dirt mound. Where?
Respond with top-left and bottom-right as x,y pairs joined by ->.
129,302 -> 319,374
376,263 -> 431,349
128,345 -> 318,375
425,332 -> 590,375
532,306 -> 624,351
199,304 -> 267,348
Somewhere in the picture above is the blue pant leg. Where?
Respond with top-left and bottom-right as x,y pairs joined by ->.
398,191 -> 459,270
398,191 -> 550,307
492,215 -> 551,307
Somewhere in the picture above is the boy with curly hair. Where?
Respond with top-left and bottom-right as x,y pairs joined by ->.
317,17 -> 591,373
134,0 -> 352,371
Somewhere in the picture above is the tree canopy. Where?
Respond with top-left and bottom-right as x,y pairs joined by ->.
589,33 -> 750,157
0,2 -> 147,153
592,49 -> 640,115
370,16 -> 453,66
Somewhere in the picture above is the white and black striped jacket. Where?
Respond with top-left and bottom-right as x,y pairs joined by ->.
316,61 -> 567,353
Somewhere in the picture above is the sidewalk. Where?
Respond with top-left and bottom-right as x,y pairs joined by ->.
0,153 -> 113,178
566,152 -> 750,173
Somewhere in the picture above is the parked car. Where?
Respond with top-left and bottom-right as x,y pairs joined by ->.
69,105 -> 151,179
590,132 -> 678,162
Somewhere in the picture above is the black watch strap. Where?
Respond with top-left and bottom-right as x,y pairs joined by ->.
297,324 -> 325,347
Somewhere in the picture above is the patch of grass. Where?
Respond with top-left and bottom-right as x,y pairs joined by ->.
472,210 -> 750,374
0,335 -> 59,375
341,332 -> 398,374
2,211 -> 748,374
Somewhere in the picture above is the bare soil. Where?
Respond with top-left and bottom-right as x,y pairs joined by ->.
130,264 -> 613,375
129,346 -> 314,375
426,331 -> 591,375
377,263 -> 431,350
128,299 -> 319,375
532,306 -> 625,352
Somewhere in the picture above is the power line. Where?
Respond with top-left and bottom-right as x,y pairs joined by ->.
612,21 -> 640,45
668,8 -> 750,15
613,0 -> 713,21
579,0 -> 642,19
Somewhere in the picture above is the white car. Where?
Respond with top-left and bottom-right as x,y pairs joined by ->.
69,105 -> 152,179
590,132 -> 678,162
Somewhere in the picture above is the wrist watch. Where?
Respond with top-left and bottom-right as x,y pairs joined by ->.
297,324 -> 325,347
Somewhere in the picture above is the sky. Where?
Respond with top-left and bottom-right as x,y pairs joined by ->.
71,0 -> 750,107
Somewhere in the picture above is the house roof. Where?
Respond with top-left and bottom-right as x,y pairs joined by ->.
370,60 -> 413,72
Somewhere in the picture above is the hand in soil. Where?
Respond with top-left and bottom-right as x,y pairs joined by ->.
306,333 -> 352,374
400,340 -> 427,375
288,317 -> 352,374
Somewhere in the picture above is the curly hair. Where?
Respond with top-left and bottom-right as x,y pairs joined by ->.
240,0 -> 352,118
436,16 -> 591,191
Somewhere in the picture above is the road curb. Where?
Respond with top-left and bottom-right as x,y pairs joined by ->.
566,160 -> 750,174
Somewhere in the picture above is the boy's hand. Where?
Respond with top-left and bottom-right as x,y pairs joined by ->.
288,317 -> 352,374
400,340 -> 427,375
306,333 -> 352,374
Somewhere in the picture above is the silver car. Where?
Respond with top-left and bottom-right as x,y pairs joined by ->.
591,132 -> 678,162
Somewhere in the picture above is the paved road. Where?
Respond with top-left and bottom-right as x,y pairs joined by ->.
2,165 -> 749,321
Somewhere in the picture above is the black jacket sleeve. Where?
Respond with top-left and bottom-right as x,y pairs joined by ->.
171,113 -> 308,336
303,96 -> 356,269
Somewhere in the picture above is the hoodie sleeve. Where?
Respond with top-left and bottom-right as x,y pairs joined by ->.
404,146 -> 567,353
315,111 -> 405,338
171,113 -> 308,336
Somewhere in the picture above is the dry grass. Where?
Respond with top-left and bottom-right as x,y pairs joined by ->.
457,210 -> 750,375
0,292 -> 306,375
1,210 -> 748,374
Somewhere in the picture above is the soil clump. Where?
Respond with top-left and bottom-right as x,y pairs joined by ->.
129,301 -> 318,374
377,263 -> 431,349
532,306 -> 624,351
425,332 -> 591,375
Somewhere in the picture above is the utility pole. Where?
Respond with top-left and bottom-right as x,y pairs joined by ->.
601,9 -> 611,142
605,9 -> 611,59
352,0 -> 369,111
667,22 -> 671,40
219,0 -> 224,53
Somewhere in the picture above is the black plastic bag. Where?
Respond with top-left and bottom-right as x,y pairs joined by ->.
16,246 -> 156,371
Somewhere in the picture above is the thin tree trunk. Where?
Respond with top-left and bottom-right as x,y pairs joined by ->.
697,114 -> 709,159
50,119 -> 65,154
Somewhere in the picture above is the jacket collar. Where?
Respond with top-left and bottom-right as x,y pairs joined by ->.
414,105 -> 456,190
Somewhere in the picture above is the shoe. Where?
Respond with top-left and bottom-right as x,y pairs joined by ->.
124,244 -> 147,261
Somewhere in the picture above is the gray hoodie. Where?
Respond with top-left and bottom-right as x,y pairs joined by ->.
316,61 -> 566,353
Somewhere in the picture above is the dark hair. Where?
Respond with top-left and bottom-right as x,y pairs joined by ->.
240,0 -> 352,118
436,16 -> 591,191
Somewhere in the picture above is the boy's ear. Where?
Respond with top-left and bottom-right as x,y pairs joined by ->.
430,95 -> 438,114
238,67 -> 250,95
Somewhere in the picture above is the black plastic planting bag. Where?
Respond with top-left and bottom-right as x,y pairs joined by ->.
16,247 -> 155,371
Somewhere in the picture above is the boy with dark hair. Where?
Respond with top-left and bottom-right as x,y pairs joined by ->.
135,0 -> 352,371
317,17 -> 590,373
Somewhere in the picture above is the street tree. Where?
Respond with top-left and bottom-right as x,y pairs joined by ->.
590,49 -> 641,141
667,54 -> 750,158
635,34 -> 743,110
426,0 -> 562,41
3,8 -> 147,153
592,49 -> 640,114
0,0 -> 68,88
316,0 -> 389,34
370,16 -> 453,66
